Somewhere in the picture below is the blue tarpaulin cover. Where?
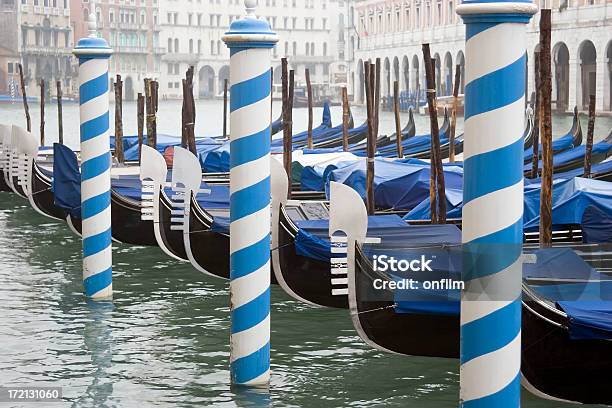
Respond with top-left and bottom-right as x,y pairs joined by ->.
405,177 -> 612,230
532,282 -> 612,340
525,141 -> 612,172
52,143 -> 81,218
582,205 -> 612,243
326,159 -> 463,210
523,132 -> 576,162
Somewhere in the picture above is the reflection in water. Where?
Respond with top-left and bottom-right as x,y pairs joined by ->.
79,300 -> 115,407
0,192 -> 588,407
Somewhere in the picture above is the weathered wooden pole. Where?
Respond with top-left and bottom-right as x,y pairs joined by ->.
539,9 -> 553,248
341,87 -> 350,152
186,67 -> 196,154
144,78 -> 157,149
305,68 -> 313,149
531,51 -> 541,179
114,74 -> 124,163
40,78 -> 45,146
374,58 -> 381,139
393,80 -> 403,158
222,0 -> 277,385
73,11 -> 114,299
449,64 -> 461,163
281,58 -> 292,194
137,93 -> 145,163
423,44 -> 445,223
223,78 -> 228,139
18,64 -> 31,132
584,95 -> 596,178
56,80 -> 64,145
364,61 -> 376,215
457,0 -> 536,405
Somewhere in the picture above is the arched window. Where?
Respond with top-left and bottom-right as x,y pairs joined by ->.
174,38 -> 179,53
167,38 -> 172,53
323,42 -> 327,56
189,39 -> 193,53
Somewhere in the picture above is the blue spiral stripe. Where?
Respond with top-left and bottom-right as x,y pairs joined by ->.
79,73 -> 108,105
230,235 -> 270,280
227,42 -> 273,385
231,342 -> 271,384
229,128 -> 271,168
462,374 -> 521,408
81,192 -> 111,220
460,300 -> 521,363
463,138 -> 524,205
229,70 -> 272,112
460,16 -> 529,406
464,54 -> 525,121
230,177 -> 271,222
81,152 -> 110,180
83,228 -> 112,258
231,288 -> 271,333
76,55 -> 113,299
83,266 -> 113,296
80,112 -> 110,142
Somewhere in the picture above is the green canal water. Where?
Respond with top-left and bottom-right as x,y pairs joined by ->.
0,195 -> 605,407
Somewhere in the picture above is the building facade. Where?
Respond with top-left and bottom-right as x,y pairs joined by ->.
158,0 -> 351,99
70,0 -> 163,100
16,0 -> 73,94
353,0 -> 612,112
0,0 -> 20,95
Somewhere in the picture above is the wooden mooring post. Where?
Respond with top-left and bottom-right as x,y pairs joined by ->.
114,74 -> 124,163
305,68 -> 313,149
18,64 -> 31,132
539,9 -> 553,248
449,64 -> 461,163
584,95 -> 596,178
137,93 -> 145,163
393,80 -> 403,158
56,80 -> 64,145
341,87 -> 350,152
40,79 -> 45,146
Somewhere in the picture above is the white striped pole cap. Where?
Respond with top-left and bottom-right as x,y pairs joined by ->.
222,0 -> 278,49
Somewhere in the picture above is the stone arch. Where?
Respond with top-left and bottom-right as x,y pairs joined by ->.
393,56 -> 400,86
553,42 -> 570,112
357,59 -> 364,103
124,76 -> 134,101
433,53 -> 442,95
578,40 -> 597,110
218,65 -> 229,95
443,52 -> 453,96
384,57 -> 391,97
198,65 -> 215,98
402,55 -> 409,92
456,51 -> 465,93
411,54 -> 420,93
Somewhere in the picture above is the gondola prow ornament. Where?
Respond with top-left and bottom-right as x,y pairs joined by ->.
457,0 -> 536,406
73,2 -> 113,299
222,0 -> 278,386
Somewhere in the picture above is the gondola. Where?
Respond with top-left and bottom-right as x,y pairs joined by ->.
0,124 -> 13,192
331,182 -> 612,406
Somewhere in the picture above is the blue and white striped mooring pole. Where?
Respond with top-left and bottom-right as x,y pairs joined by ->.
457,1 -> 537,406
222,0 -> 278,386
73,8 -> 113,299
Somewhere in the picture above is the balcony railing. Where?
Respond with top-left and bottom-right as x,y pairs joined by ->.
21,45 -> 73,55
114,45 -> 148,54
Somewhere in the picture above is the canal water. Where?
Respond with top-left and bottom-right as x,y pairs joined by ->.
0,100 -> 610,407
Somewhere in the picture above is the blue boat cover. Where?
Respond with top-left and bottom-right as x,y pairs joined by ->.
532,281 -> 612,340
327,159 -> 464,210
405,177 -> 612,230
525,141 -> 612,172
582,205 -> 612,243
523,132 -> 576,162
523,247 -> 600,281
52,143 -> 81,218
294,214 -> 410,262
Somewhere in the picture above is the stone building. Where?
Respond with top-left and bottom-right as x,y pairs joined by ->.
158,0 -> 352,99
18,0 -> 73,94
70,0 -> 163,100
0,0 -> 20,95
353,0 -> 612,112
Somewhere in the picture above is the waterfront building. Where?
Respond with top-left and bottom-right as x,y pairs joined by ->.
0,0 -> 20,96
158,0 -> 352,99
15,0 -> 73,94
70,0 -> 163,100
353,0 -> 612,113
